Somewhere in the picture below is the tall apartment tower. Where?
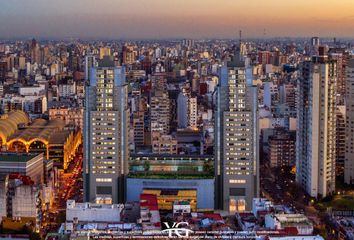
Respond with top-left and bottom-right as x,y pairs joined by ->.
84,56 -> 129,204
150,72 -> 171,143
296,55 -> 337,198
345,59 -> 354,184
215,46 -> 259,213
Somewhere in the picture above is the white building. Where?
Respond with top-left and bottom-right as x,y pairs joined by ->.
66,200 -> 123,223
296,57 -> 337,198
345,58 -> 354,184
18,85 -> 45,96
252,198 -> 273,217
265,214 -> 314,235
263,82 -> 279,108
58,78 -> 76,98
173,201 -> 191,215
0,175 -> 40,220
1,95 -> 47,114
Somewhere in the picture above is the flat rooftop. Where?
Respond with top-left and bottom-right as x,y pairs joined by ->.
0,153 -> 40,163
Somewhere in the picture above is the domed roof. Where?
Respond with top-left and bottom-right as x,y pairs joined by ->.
0,111 -> 29,142
7,118 -> 66,143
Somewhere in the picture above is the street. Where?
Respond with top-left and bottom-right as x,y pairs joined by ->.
40,144 -> 83,236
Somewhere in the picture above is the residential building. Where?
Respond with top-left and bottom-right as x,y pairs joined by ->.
269,128 -> 296,168
345,58 -> 354,184
296,55 -> 337,198
189,96 -> 198,129
84,56 -> 129,204
215,45 -> 259,212
152,134 -> 177,154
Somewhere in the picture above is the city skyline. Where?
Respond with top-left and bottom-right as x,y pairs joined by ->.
0,0 -> 354,237
1,0 -> 354,39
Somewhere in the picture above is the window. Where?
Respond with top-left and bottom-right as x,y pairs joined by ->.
96,178 -> 112,183
96,186 -> 112,195
229,179 -> 246,184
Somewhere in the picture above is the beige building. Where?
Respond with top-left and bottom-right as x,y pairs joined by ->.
49,107 -> 84,130
150,90 -> 171,142
152,134 -> 177,154
133,111 -> 145,147
99,47 -> 111,59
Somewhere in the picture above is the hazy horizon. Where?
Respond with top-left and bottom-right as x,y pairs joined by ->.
1,0 -> 353,39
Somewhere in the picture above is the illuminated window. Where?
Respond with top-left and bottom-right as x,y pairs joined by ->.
96,178 -> 112,183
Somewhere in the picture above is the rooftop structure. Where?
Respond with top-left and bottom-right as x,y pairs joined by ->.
2,117 -> 81,168
252,198 -> 274,218
65,200 -> 124,225
129,153 -> 214,178
265,214 -> 314,235
0,153 -> 44,184
0,111 -> 29,147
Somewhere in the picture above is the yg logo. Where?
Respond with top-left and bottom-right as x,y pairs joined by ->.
161,222 -> 193,238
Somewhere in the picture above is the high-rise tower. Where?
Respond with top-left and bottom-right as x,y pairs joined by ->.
215,46 -> 259,213
296,54 -> 337,198
345,58 -> 354,184
84,56 -> 129,204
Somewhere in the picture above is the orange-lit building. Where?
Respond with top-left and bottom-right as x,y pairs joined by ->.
48,107 -> 84,130
0,111 -> 81,169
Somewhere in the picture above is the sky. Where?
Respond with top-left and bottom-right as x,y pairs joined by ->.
0,0 -> 353,39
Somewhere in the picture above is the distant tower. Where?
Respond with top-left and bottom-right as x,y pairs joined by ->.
311,37 -> 320,46
31,38 -> 40,64
310,37 -> 321,56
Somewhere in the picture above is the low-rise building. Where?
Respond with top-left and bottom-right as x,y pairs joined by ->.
65,200 -> 123,224
138,193 -> 161,231
48,106 -> 83,130
0,153 -> 44,184
152,134 -> 177,154
265,214 -> 314,235
252,198 -> 274,218
0,174 -> 40,230
173,200 -> 191,216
